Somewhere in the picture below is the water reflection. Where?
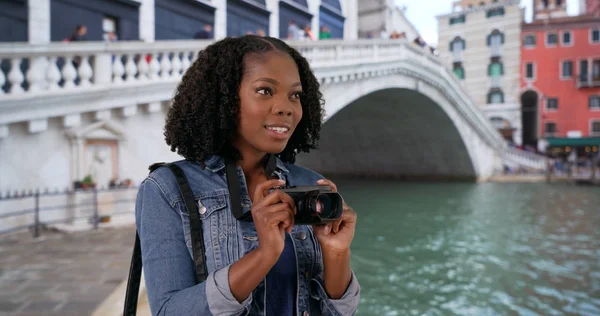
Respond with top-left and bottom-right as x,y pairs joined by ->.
339,181 -> 600,315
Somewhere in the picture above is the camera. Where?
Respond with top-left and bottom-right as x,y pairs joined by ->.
270,185 -> 344,225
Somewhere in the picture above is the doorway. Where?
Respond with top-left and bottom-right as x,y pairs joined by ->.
521,90 -> 538,148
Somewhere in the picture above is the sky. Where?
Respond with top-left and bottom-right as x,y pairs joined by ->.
394,0 -> 581,46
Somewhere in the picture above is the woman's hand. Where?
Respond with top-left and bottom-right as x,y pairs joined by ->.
251,179 -> 296,263
312,179 -> 357,254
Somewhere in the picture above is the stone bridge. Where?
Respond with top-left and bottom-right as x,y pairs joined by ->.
0,39 -> 545,191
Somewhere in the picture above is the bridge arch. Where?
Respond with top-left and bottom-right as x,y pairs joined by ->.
297,72 -> 501,180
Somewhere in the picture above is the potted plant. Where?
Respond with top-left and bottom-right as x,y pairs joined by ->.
80,175 -> 96,189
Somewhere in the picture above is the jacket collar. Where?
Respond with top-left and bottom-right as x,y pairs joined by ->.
204,154 -> 290,175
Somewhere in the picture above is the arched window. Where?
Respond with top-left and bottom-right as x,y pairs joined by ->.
487,29 -> 505,46
450,36 -> 466,51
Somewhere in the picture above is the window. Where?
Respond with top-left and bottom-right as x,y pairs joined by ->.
489,61 -> 504,76
450,15 -> 466,25
453,62 -> 465,80
488,30 -> 504,46
562,60 -> 573,78
592,121 -> 600,135
556,0 -> 562,5
451,38 -> 465,52
487,7 -> 505,18
580,59 -> 589,81
591,29 -> 600,43
562,31 -> 572,45
546,98 -> 558,110
546,32 -> 558,46
542,0 -> 549,7
488,90 -> 504,104
523,34 -> 536,47
544,122 -> 557,136
591,96 -> 600,109
525,62 -> 535,79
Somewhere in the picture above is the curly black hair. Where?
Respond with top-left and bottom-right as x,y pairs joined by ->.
164,35 -> 325,165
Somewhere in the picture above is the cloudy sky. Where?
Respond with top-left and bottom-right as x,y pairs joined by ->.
394,0 -> 581,46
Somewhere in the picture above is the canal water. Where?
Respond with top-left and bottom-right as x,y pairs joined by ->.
338,180 -> 600,315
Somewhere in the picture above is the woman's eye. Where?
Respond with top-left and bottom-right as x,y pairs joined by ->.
292,92 -> 303,100
256,88 -> 273,96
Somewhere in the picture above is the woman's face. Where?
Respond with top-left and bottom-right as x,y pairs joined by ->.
234,51 -> 303,158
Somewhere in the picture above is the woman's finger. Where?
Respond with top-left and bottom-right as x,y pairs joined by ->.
253,179 -> 285,204
258,190 -> 295,213
316,179 -> 338,192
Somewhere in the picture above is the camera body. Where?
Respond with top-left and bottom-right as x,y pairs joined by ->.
270,185 -> 344,225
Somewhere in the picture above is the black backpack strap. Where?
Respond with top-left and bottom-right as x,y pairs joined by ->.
123,162 -> 207,316
167,164 -> 208,283
123,232 -> 143,316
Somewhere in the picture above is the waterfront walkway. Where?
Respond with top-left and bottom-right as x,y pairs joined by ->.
0,225 -> 136,316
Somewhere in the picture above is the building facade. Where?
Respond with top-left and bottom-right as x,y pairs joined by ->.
437,0 -> 524,145
0,0 -> 357,44
520,10 -> 600,152
581,0 -> 600,16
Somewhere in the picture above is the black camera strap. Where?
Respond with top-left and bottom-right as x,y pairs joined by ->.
225,154 -> 277,222
225,157 -> 253,222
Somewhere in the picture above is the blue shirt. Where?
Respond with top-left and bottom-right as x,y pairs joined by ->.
266,233 -> 297,316
135,155 -> 361,315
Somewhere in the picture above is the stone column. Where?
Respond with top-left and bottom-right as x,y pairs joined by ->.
139,0 -> 155,42
309,0 -> 321,39
28,0 -> 50,44
214,0 -> 227,39
266,0 -> 279,38
343,0 -> 358,40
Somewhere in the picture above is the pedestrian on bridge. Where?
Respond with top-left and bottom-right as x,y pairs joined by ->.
135,35 -> 360,316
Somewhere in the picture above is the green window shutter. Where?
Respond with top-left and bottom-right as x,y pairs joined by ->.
487,34 -> 491,46
500,63 -> 504,75
501,33 -> 505,44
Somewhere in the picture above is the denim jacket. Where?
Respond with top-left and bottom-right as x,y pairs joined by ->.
135,155 -> 361,315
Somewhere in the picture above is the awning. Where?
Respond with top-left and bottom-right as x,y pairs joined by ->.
546,137 -> 600,147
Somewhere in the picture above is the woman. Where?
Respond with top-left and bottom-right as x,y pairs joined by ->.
136,35 -> 360,315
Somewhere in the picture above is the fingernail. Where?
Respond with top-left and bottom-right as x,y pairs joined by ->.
278,180 -> 285,183
324,225 -> 330,235
317,179 -> 325,183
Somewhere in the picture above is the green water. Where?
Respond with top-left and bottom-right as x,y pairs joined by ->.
338,181 -> 600,316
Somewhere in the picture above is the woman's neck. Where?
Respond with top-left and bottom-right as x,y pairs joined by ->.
238,151 -> 268,182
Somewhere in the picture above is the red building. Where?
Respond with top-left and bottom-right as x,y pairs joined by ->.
583,0 -> 600,16
520,10 -> 600,154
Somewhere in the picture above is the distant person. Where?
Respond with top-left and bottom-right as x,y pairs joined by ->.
66,24 -> 87,42
256,29 -> 266,37
194,24 -> 213,39
319,26 -> 331,40
287,20 -> 300,40
136,35 -> 360,315
303,25 -> 316,41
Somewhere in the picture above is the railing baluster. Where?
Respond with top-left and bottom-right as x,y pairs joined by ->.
0,62 -> 5,95
125,54 -> 137,82
112,54 -> 125,84
160,53 -> 172,79
26,56 -> 46,92
46,57 -> 61,90
148,53 -> 160,81
62,56 -> 77,89
8,57 -> 24,94
137,53 -> 149,81
171,52 -> 182,78
78,56 -> 93,87
180,51 -> 191,74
